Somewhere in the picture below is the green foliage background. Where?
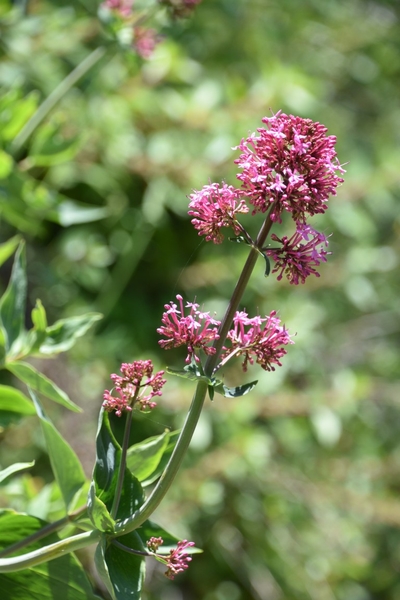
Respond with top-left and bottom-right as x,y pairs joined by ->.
1,0 -> 400,598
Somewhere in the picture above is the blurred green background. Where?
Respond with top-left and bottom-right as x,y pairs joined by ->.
1,0 -> 400,598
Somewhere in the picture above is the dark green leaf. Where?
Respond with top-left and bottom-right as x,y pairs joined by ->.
38,313 -> 102,355
90,409 -> 145,522
213,380 -> 258,398
30,389 -> 86,511
94,540 -> 117,600
104,531 -> 146,600
136,520 -> 180,553
126,431 -> 170,482
263,253 -> 271,277
0,510 -> 100,600
0,241 -> 26,355
166,358 -> 209,383
228,235 -> 251,244
7,361 -> 81,412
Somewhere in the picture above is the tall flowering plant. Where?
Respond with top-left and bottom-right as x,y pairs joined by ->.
0,113 -> 343,599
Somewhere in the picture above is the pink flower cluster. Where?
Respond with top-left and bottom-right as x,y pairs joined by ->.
146,537 -> 195,579
188,112 -> 344,284
221,310 -> 293,372
101,0 -> 134,18
235,112 -> 344,223
102,360 -> 166,415
188,183 -> 248,244
265,224 -> 330,285
157,295 -> 221,363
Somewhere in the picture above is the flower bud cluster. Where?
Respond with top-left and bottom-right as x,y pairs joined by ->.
103,360 -> 166,415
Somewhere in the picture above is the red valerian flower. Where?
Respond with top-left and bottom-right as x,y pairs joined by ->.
221,310 -> 293,372
157,295 -> 221,363
234,112 -> 345,223
188,182 -> 248,244
164,540 -> 195,579
100,0 -> 134,18
102,360 -> 166,415
146,537 -> 195,580
265,223 -> 330,285
133,27 -> 160,59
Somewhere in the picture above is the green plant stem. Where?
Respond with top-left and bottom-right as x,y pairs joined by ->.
11,46 -> 107,155
112,209 -> 276,538
0,529 -> 101,573
0,505 -> 87,559
111,408 -> 134,519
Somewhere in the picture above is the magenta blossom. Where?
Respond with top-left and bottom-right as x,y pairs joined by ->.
157,295 -> 221,363
100,0 -> 134,18
164,540 -> 195,580
133,27 -> 160,59
221,310 -> 293,372
146,537 -> 195,579
235,112 -> 345,223
188,182 -> 248,244
265,224 -> 330,285
102,360 -> 166,415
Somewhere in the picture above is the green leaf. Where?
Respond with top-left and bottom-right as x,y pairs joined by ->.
263,253 -> 271,277
30,121 -> 81,167
0,241 -> 26,354
31,299 -> 47,331
0,461 -> 35,483
0,150 -> 13,180
136,520 -> 180,553
6,361 -> 81,412
53,200 -> 110,226
166,358 -> 210,384
213,380 -> 258,398
0,384 -> 36,427
38,313 -> 102,355
29,389 -> 86,511
94,540 -> 117,600
126,431 -> 170,483
228,235 -> 251,245
90,409 -> 145,522
139,430 -> 180,487
0,510 -> 100,600
0,236 -> 21,268
87,483 -> 116,533
104,531 -> 146,600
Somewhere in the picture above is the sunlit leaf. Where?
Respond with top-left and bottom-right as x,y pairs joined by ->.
30,389 -> 86,511
104,531 -> 146,600
126,430 -> 170,482
0,462 -> 35,484
6,361 -> 81,412
0,236 -> 22,269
